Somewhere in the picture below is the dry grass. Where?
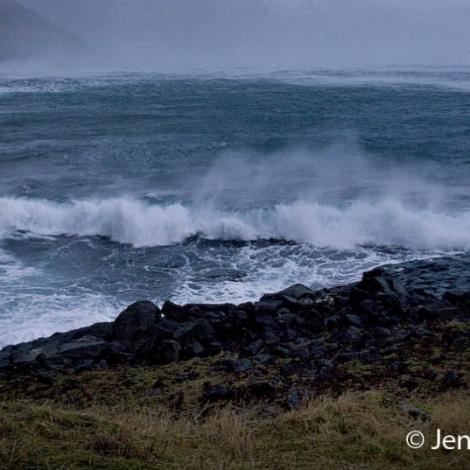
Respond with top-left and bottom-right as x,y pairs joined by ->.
1,390 -> 470,469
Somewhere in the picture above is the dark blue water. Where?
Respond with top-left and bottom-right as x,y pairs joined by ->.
1,69 -> 470,345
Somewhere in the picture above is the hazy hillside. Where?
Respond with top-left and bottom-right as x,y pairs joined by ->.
0,0 -> 81,63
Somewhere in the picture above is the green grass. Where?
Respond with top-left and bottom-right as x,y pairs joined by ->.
2,388 -> 470,469
1,337 -> 469,469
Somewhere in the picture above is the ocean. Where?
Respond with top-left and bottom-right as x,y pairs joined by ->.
1,68 -> 469,346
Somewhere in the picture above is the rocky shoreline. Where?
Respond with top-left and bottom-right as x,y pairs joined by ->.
1,255 -> 469,405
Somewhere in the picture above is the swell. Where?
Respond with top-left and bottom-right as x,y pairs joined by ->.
1,196 -> 470,250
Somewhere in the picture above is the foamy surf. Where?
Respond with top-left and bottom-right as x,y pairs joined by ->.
1,196 -> 469,250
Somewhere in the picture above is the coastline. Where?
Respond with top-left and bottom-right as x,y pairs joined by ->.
2,254 -> 470,385
1,255 -> 469,468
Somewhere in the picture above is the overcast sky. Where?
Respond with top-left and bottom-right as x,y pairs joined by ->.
16,0 -> 470,70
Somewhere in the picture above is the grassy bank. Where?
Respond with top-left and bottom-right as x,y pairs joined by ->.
1,348 -> 470,470
1,390 -> 470,469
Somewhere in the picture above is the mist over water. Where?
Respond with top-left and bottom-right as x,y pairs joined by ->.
2,0 -> 470,74
1,144 -> 467,250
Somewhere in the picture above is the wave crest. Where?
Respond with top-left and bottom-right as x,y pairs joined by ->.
0,196 -> 469,250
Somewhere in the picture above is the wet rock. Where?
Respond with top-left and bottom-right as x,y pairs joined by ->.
254,300 -> 283,315
262,284 -> 315,305
161,300 -> 186,322
113,301 -> 161,356
3,254 -> 470,383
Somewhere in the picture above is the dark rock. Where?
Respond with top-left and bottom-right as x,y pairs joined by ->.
155,318 -> 179,340
450,336 -> 469,352
373,327 -> 392,338
262,284 -> 315,305
240,339 -> 264,357
345,314 -> 363,327
113,301 -> 160,356
246,379 -> 276,399
175,318 -> 217,345
400,377 -> 421,392
181,338 -> 205,359
254,300 -> 283,315
149,377 -> 165,397
389,361 -> 409,375
324,315 -> 341,331
3,254 -> 470,384
422,368 -> 438,381
214,359 -> 253,374
357,349 -> 381,364
400,404 -> 432,421
201,383 -> 235,402
272,345 -> 291,358
441,370 -> 467,390
341,326 -> 363,345
280,360 -> 305,377
162,300 -> 186,322
254,353 -> 276,365
317,359 -> 335,380
157,340 -> 182,364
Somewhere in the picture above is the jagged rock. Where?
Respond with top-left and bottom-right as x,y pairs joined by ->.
261,284 -> 315,304
113,301 -> 161,356
162,300 -> 186,322
2,255 -> 470,380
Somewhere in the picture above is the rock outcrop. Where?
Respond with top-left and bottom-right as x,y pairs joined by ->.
1,255 -> 470,385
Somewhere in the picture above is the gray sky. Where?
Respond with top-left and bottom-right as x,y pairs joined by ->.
14,0 -> 470,70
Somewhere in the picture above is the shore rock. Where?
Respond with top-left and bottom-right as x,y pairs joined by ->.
2,255 -> 470,380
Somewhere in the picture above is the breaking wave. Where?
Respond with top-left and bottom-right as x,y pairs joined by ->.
1,196 -> 469,250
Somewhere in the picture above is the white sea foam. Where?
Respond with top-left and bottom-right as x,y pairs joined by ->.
0,291 -> 124,347
1,196 -> 469,250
